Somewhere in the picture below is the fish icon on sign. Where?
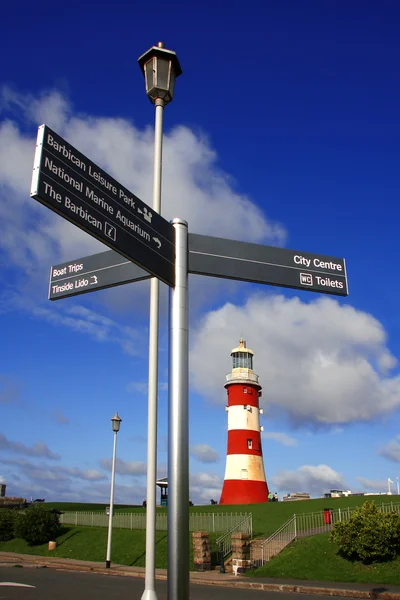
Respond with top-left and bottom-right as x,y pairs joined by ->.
105,223 -> 116,241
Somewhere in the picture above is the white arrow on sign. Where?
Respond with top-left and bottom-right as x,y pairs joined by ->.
152,237 -> 162,249
0,582 -> 36,587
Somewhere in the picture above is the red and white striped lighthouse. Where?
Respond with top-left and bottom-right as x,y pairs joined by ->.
220,339 -> 269,505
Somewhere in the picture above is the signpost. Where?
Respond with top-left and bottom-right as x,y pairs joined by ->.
30,123 -> 350,600
49,250 -> 151,300
49,234 -> 348,300
31,125 -> 175,287
189,234 -> 348,296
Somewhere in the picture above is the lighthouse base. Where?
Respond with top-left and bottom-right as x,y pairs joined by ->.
220,479 -> 269,505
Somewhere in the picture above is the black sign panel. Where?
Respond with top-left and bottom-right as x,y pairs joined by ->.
49,250 -> 151,300
49,234 -> 348,300
189,234 -> 348,296
30,125 -> 175,287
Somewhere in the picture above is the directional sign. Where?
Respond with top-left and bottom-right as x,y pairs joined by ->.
49,250 -> 151,299
30,125 -> 175,287
189,234 -> 348,296
49,234 -> 348,300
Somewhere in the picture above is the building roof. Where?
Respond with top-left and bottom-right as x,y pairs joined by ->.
156,477 -> 168,488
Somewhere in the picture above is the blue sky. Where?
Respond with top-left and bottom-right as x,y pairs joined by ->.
1,0 -> 400,504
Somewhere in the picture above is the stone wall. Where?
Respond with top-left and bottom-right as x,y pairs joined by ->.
231,532 -> 251,575
192,531 -> 211,571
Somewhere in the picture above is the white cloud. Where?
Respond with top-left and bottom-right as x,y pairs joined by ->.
190,294 -> 400,425
76,481 -> 146,505
271,464 -> 346,496
356,477 -> 388,493
0,290 -> 144,356
190,472 -> 223,505
0,375 -> 20,404
4,473 -> 141,505
263,432 -> 297,446
330,427 -> 344,435
190,444 -> 220,463
100,457 -> 147,476
52,409 -> 69,425
0,433 -> 59,459
0,87 -> 286,283
125,381 -> 148,395
125,381 -> 169,395
0,457 -> 105,483
379,439 -> 400,463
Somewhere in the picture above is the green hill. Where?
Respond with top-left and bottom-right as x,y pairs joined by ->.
46,495 -> 398,537
248,533 -> 400,585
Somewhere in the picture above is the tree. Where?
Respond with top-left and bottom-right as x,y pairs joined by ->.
15,505 -> 61,546
330,501 -> 400,563
0,509 -> 16,541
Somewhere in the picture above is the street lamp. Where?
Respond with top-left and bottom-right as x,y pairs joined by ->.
138,42 -> 182,106
138,42 -> 182,600
105,412 -> 122,569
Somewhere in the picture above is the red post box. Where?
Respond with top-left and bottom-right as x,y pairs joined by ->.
323,508 -> 332,524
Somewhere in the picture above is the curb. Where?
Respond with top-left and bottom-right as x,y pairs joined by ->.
193,581 -> 400,600
1,557 -> 400,599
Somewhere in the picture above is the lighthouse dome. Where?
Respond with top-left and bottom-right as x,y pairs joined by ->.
230,338 -> 254,370
226,338 -> 259,386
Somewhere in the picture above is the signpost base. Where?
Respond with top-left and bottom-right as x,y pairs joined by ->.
141,589 -> 158,600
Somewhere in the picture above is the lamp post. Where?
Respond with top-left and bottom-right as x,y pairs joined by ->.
105,412 -> 122,569
138,43 -> 182,600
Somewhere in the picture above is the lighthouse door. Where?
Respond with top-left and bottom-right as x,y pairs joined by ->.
241,469 -> 248,479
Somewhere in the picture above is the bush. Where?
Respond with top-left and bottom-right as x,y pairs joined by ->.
0,509 -> 16,541
15,505 -> 61,546
330,501 -> 400,563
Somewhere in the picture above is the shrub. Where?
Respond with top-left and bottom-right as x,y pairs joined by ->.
0,509 -> 16,541
330,501 -> 400,563
15,505 -> 61,546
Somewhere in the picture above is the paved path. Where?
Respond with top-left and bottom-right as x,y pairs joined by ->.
1,552 -> 400,599
0,567 -> 351,600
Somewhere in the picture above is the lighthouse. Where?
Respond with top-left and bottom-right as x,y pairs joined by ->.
220,339 -> 269,505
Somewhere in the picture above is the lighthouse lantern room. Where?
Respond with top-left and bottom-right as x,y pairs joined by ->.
219,339 -> 269,505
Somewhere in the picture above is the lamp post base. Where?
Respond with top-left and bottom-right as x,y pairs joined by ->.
106,560 -> 111,569
141,589 -> 158,600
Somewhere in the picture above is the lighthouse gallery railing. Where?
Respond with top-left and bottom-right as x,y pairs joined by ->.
59,510 -> 252,533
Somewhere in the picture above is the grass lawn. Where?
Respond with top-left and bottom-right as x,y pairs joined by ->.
46,495 -> 400,538
0,526 -> 220,570
248,533 -> 400,585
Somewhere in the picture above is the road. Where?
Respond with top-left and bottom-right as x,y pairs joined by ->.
0,567 -> 347,600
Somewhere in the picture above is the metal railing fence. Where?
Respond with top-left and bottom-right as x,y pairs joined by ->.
59,510 -> 252,533
251,500 -> 400,567
216,513 -> 253,562
251,515 -> 296,567
295,500 -> 400,536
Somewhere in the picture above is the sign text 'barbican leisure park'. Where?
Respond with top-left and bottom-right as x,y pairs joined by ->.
30,125 -> 175,287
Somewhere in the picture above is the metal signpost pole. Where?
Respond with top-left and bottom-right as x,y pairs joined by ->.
168,219 -> 189,600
